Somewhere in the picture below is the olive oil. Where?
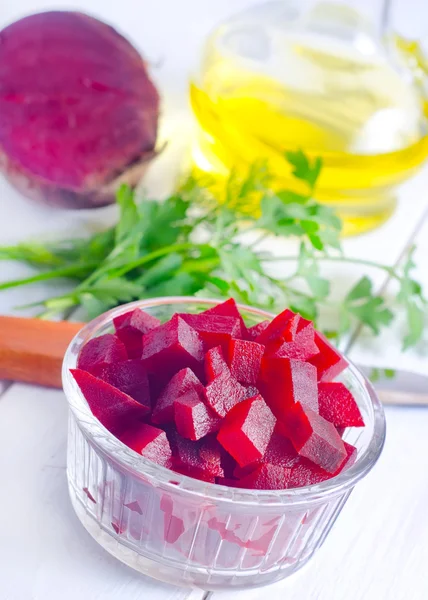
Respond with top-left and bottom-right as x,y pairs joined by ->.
190,7 -> 428,235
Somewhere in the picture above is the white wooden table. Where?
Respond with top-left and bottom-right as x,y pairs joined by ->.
1,2 -> 428,599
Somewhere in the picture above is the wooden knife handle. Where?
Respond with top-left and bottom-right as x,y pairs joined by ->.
0,316 -> 84,388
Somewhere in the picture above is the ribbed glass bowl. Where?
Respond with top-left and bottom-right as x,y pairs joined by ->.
62,297 -> 386,590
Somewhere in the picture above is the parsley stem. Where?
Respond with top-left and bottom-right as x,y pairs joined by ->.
0,262 -> 99,291
111,243 -> 196,278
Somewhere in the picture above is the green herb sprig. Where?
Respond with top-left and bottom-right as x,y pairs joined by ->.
0,151 -> 426,348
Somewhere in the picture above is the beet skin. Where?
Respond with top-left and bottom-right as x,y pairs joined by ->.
0,11 -> 160,208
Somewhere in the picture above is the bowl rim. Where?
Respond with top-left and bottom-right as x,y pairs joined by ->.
62,296 -> 386,507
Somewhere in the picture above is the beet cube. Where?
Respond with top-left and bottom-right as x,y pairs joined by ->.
217,395 -> 276,467
238,464 -> 292,490
70,368 -> 148,435
227,338 -> 264,385
255,308 -> 297,345
246,320 -> 270,341
284,402 -> 346,473
93,359 -> 150,411
177,313 -> 242,350
205,370 -> 247,417
289,441 -> 357,488
259,357 -> 318,415
202,298 -> 246,336
233,430 -> 299,478
204,345 -> 229,382
141,315 -> 204,379
174,389 -> 221,441
113,308 -> 160,358
120,423 -> 172,467
77,333 -> 127,374
309,332 -> 348,382
152,367 -> 204,425
170,431 -> 224,481
318,382 -> 364,427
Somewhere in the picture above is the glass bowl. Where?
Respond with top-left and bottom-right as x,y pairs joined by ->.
62,297 -> 386,591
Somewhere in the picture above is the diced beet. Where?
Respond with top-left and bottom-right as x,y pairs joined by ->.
77,333 -> 127,374
205,370 -> 247,417
174,389 -> 221,441
217,395 -> 276,467
309,332 -> 348,382
227,338 -> 264,385
141,315 -> 204,380
216,477 -> 241,488
177,313 -> 242,350
93,359 -> 150,411
254,308 -> 297,345
259,357 -> 318,415
152,368 -> 204,425
113,308 -> 160,358
220,447 -> 238,479
289,441 -> 357,487
238,464 -> 292,490
170,431 -> 224,481
70,368 -> 148,434
243,385 -> 259,399
204,345 -> 229,382
246,320 -> 270,341
318,382 -> 364,427
120,423 -> 172,467
266,338 -> 319,361
283,402 -> 346,473
233,429 -> 299,478
202,299 -> 246,336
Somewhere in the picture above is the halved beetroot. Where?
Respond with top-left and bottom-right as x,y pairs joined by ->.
283,402 -> 346,473
120,423 -> 172,467
77,333 -> 127,374
289,442 -> 357,487
259,357 -> 318,415
204,345 -> 229,382
246,320 -> 270,341
93,359 -> 150,411
318,382 -> 364,427
177,313 -> 242,350
309,332 -> 348,382
141,315 -> 204,379
169,430 -> 224,482
152,368 -> 204,425
238,464 -> 292,490
254,308 -> 297,345
217,395 -> 276,467
226,338 -> 264,385
71,368 -> 149,434
113,308 -> 160,358
202,299 -> 246,336
174,389 -> 221,441
205,370 -> 247,417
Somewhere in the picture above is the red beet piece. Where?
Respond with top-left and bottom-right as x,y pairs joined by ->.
77,333 -> 127,374
309,332 -> 348,382
70,368 -> 148,434
233,429 -> 299,478
238,464 -> 292,490
141,315 -> 204,380
284,402 -> 346,474
289,441 -> 357,488
259,357 -> 318,415
113,308 -> 160,358
318,382 -> 364,427
246,320 -> 270,341
205,370 -> 247,417
120,423 -> 172,467
152,368 -> 204,425
174,389 -> 221,441
217,395 -> 276,467
93,359 -> 150,411
202,299 -> 246,336
254,308 -> 297,345
0,12 -> 159,209
204,345 -> 229,382
227,338 -> 264,385
170,431 -> 224,481
177,313 -> 242,350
